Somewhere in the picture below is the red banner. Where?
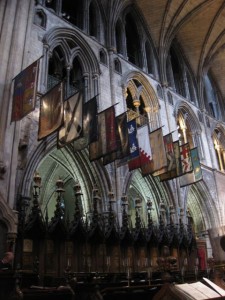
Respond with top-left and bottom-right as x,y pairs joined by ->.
89,105 -> 117,161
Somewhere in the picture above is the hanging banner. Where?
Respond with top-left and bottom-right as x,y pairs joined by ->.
150,127 -> 168,176
138,125 -> 153,175
58,91 -> 83,147
89,105 -> 117,161
180,147 -> 202,187
159,140 -> 182,181
11,59 -> 40,122
180,143 -> 193,174
38,81 -> 64,140
73,95 -> 98,151
127,119 -> 140,171
103,112 -> 129,165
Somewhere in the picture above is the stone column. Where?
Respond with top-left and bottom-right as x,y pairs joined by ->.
222,150 -> 225,170
195,131 -> 204,160
83,74 -> 89,102
180,126 -> 187,144
215,144 -> 223,172
0,0 -> 34,208
0,1 -> 18,162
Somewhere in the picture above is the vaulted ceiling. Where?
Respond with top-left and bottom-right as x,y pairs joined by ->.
136,0 -> 225,99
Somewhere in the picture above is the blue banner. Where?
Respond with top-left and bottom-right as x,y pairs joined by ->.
127,119 -> 139,159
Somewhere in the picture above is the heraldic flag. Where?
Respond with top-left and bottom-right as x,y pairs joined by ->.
89,105 -> 117,161
149,127 -> 168,176
127,119 -> 140,171
103,112 -> 129,165
58,90 -> 83,148
73,96 -> 98,151
129,124 -> 153,172
158,133 -> 176,181
179,147 -> 202,187
11,59 -> 40,122
159,140 -> 182,181
180,143 -> 193,175
138,125 -> 153,175
38,81 -> 64,140
114,112 -> 130,159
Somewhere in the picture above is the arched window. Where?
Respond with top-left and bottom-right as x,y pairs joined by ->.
45,0 -> 58,13
197,111 -> 203,123
125,13 -> 142,68
157,85 -> 163,99
61,0 -> 83,29
168,47 -> 185,97
48,46 -> 66,90
89,1 -> 98,39
43,27 -> 101,107
203,74 -> 220,119
99,49 -> 107,65
34,9 -> 47,28
167,92 -> 174,106
48,46 -> 84,98
126,85 -> 147,126
177,110 -> 194,148
186,70 -> 197,105
176,106 -> 204,160
114,58 -> 122,74
115,19 -> 124,55
124,78 -> 159,130
145,41 -> 154,75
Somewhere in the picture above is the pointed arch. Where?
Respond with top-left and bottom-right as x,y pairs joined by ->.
18,134 -> 113,222
174,100 -> 203,158
186,180 -> 220,233
43,27 -> 100,75
122,169 -> 175,225
174,101 -> 201,132
122,71 -> 160,130
122,71 -> 159,110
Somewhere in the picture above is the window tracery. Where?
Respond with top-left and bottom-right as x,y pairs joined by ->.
42,27 -> 101,108
124,77 -> 160,131
176,105 -> 204,159
166,43 -> 197,104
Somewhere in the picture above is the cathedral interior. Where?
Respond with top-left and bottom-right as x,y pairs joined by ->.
1,0 -> 225,299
